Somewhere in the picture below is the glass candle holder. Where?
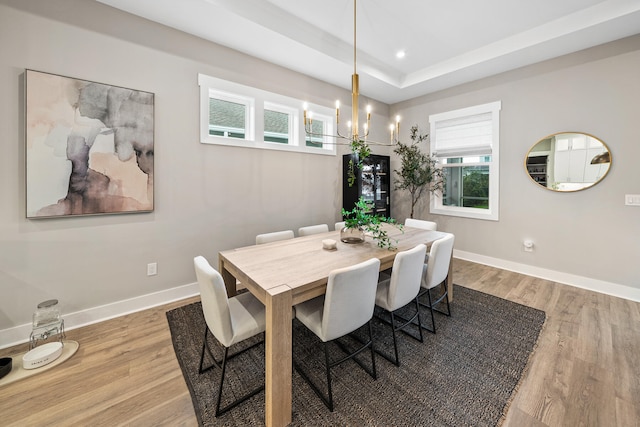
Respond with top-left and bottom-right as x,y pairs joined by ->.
32,299 -> 61,328
30,299 -> 64,349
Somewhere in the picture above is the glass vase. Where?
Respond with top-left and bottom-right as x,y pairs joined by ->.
340,226 -> 365,244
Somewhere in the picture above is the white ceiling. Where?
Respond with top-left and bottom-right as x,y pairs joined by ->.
97,0 -> 640,104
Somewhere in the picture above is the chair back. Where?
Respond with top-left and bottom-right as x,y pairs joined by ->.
334,221 -> 346,231
386,244 -> 427,310
256,229 -> 295,245
424,233 -> 455,289
194,256 -> 234,346
405,218 -> 437,231
322,258 -> 380,341
298,224 -> 329,236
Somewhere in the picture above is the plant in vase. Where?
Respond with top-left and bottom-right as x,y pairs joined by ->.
346,138 -> 372,187
341,197 -> 403,250
393,125 -> 444,218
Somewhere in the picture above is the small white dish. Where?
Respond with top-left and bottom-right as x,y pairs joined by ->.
23,341 -> 63,370
322,239 -> 337,250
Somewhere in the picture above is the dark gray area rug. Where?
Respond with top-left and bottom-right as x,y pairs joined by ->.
166,285 -> 545,426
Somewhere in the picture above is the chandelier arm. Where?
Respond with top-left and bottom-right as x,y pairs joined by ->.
305,134 -> 395,147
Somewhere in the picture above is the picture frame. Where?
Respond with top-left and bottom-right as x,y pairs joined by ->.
25,69 -> 154,218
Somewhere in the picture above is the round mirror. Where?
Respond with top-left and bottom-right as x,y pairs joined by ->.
525,132 -> 611,192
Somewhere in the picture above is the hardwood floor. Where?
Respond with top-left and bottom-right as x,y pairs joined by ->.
1,259 -> 638,426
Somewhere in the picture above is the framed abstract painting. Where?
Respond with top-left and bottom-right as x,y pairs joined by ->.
25,69 -> 154,218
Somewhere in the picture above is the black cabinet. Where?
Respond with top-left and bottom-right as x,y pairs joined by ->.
526,155 -> 548,186
343,154 -> 391,217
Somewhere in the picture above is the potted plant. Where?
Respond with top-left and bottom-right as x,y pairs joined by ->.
340,197 -> 403,250
393,125 -> 444,218
346,138 -> 372,187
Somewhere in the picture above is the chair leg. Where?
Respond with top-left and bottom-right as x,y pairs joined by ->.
389,311 -> 400,366
376,313 -> 401,366
425,282 -> 451,315
442,282 -> 452,316
373,303 -> 424,366
414,296 -> 424,343
293,341 -> 336,412
417,280 -> 452,333
367,320 -> 377,380
214,347 -> 230,416
198,328 -> 208,373
426,289 -> 437,333
324,343 -> 334,412
415,288 -> 437,333
293,321 -> 377,412
199,329 -> 265,417
199,327 -> 221,373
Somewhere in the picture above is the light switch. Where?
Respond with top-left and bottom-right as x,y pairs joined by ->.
625,194 -> 640,206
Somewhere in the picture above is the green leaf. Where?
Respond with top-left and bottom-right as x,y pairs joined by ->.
342,196 -> 403,250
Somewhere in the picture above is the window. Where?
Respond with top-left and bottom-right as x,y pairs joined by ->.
208,96 -> 251,139
198,74 -> 335,156
305,116 -> 330,148
264,103 -> 294,144
429,101 -> 501,221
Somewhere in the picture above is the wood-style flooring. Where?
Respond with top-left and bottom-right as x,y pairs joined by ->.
0,259 -> 638,426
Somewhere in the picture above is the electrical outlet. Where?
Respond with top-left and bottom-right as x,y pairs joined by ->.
523,240 -> 534,252
147,262 -> 157,276
625,194 -> 640,206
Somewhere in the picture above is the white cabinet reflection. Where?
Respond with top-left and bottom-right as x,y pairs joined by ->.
525,132 -> 611,192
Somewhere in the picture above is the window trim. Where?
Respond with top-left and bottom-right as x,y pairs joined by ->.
198,74 -> 336,156
429,101 -> 501,221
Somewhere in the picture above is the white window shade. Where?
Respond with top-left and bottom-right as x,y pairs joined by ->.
433,112 -> 493,157
429,101 -> 501,221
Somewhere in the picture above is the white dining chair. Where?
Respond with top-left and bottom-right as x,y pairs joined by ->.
334,221 -> 345,231
194,256 -> 266,416
405,218 -> 437,231
405,218 -> 437,263
375,243 -> 427,366
298,224 -> 329,236
255,229 -> 295,245
293,257 -> 381,411
419,233 -> 455,333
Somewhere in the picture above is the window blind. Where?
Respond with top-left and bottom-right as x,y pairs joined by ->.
432,112 -> 493,157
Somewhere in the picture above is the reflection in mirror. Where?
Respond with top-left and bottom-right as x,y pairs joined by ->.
525,132 -> 611,192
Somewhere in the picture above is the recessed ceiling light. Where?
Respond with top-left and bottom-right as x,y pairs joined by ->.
396,50 -> 406,59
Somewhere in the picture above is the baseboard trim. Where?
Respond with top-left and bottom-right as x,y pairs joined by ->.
3,253 -> 637,349
454,250 -> 640,303
0,282 -> 199,350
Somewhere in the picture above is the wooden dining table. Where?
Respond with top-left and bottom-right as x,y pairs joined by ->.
218,225 -> 453,427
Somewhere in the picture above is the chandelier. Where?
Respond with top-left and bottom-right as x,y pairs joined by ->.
303,0 -> 400,148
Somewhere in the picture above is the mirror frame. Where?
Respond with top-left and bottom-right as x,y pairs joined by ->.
525,132 -> 612,192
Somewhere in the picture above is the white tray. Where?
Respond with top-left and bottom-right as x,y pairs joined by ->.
23,342 -> 63,370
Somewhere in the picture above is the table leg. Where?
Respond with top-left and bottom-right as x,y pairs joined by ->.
265,285 -> 293,427
447,253 -> 454,302
218,258 -> 237,297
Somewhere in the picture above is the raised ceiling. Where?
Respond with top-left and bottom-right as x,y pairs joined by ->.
97,0 -> 640,104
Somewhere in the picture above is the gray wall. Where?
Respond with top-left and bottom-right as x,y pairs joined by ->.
0,0 -> 390,338
390,35 -> 640,290
1,0 -> 638,342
